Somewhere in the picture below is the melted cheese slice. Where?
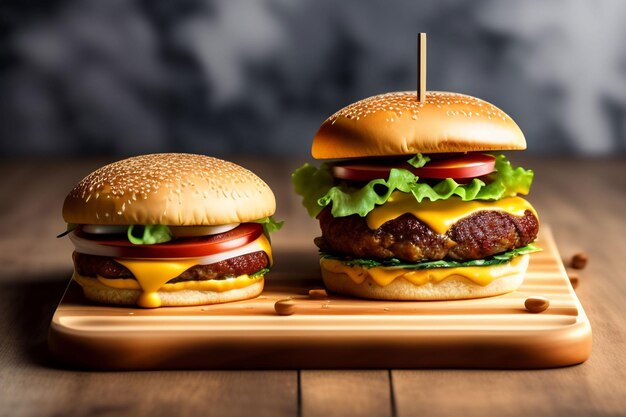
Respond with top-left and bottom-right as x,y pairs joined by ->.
321,255 -> 529,287
366,192 -> 537,234
111,234 -> 272,308
96,274 -> 263,293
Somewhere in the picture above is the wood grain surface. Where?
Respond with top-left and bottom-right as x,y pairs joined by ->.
0,156 -> 624,417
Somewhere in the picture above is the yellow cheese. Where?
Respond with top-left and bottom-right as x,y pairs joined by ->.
96,274 -> 263,293
114,258 -> 199,308
367,267 -> 405,287
160,274 -> 262,292
321,261 -> 369,284
320,255 -> 527,288
257,234 -> 273,265
96,276 -> 143,290
366,192 -> 537,234
111,234 -> 273,308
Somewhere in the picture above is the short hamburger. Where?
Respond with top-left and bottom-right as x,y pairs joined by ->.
61,153 -> 281,308
293,91 -> 539,300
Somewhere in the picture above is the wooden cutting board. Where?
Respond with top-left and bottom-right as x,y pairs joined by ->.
48,227 -> 591,370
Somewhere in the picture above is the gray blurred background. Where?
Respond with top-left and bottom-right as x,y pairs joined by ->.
1,0 -> 625,157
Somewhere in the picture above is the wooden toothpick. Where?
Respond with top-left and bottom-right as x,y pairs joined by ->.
417,33 -> 427,102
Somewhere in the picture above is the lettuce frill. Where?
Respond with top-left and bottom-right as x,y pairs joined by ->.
320,244 -> 540,270
292,154 -> 533,218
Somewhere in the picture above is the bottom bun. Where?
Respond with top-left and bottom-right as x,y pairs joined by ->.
73,272 -> 264,307
321,255 -> 529,301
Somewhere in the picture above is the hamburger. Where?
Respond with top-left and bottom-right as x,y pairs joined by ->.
292,91 -> 539,300
61,153 -> 281,308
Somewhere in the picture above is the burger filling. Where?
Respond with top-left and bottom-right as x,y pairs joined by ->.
315,207 -> 539,262
293,153 -> 541,277
73,251 -> 269,283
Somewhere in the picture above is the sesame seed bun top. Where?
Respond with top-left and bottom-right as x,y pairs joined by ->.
311,91 -> 526,159
63,153 -> 276,225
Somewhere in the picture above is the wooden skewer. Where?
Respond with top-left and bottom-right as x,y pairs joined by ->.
417,33 -> 427,102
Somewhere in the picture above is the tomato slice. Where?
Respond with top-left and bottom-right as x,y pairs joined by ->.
331,153 -> 496,182
70,223 -> 263,259
414,154 -> 496,179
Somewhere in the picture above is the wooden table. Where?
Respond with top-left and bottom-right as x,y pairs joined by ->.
1,156 -> 624,417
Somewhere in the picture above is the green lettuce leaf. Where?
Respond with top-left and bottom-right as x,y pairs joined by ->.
320,244 -> 541,270
292,162 -> 336,217
253,216 -> 284,239
249,267 -> 271,277
127,224 -> 173,245
406,153 -> 431,168
292,154 -> 534,218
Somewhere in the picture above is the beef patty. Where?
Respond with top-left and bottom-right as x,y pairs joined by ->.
73,251 -> 269,282
314,207 -> 538,262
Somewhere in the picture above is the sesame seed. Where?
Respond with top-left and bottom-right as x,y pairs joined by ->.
324,91 -> 505,124
65,153 -> 275,223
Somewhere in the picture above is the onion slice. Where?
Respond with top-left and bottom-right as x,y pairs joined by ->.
80,223 -> 240,237
195,236 -> 269,265
82,225 -> 128,234
169,223 -> 239,238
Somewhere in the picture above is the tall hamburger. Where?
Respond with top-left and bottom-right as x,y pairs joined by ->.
61,153 -> 281,308
293,91 -> 539,300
